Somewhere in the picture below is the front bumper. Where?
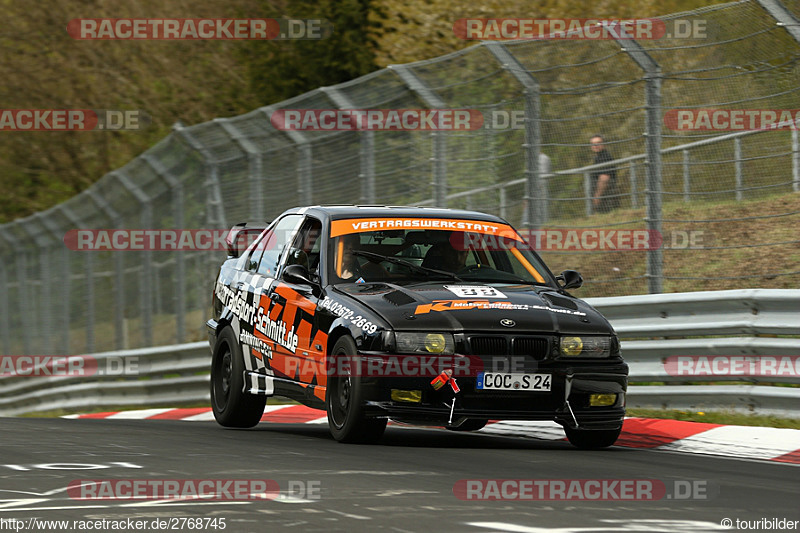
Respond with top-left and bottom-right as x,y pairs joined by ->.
358,361 -> 628,430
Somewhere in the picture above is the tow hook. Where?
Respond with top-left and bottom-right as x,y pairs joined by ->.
564,372 -> 580,429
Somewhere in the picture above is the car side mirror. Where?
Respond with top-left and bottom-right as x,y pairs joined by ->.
283,264 -> 315,286
225,224 -> 265,258
557,270 -> 583,290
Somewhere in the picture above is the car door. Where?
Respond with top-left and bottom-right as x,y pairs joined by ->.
234,214 -> 304,393
264,216 -> 328,403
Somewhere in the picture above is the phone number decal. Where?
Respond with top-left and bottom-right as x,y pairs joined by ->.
319,297 -> 378,334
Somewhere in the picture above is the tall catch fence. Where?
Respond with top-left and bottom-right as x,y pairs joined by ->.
1,0 -> 799,356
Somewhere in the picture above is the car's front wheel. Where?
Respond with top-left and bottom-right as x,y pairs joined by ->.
326,336 -> 387,443
210,326 -> 266,428
564,426 -> 621,449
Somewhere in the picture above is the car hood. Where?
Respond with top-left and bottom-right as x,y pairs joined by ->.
333,282 -> 612,335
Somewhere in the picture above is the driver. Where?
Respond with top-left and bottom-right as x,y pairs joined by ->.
337,233 -> 391,281
422,235 -> 469,273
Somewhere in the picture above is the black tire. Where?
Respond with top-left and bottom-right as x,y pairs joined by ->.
564,426 -> 621,449
447,419 -> 488,432
326,336 -> 387,443
210,326 -> 266,428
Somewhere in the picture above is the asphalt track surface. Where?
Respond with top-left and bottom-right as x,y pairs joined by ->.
0,417 -> 797,532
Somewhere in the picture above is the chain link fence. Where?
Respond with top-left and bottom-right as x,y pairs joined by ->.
1,0 -> 799,356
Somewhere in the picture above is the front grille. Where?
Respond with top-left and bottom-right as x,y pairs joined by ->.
469,336 -> 508,356
468,335 -> 550,360
512,337 -> 549,360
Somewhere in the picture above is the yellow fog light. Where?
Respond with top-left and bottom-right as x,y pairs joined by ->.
391,389 -> 422,403
589,394 -> 617,407
424,333 -> 446,353
561,336 -> 583,356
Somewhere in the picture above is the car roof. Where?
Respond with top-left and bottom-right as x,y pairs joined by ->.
281,205 -> 509,224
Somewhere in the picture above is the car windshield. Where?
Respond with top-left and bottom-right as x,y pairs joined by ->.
328,217 -> 555,287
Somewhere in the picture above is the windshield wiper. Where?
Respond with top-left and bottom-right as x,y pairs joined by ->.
352,250 -> 463,281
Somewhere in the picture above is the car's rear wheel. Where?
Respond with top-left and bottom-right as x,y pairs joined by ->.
564,426 -> 621,449
447,419 -> 488,432
211,326 -> 266,428
326,336 -> 387,443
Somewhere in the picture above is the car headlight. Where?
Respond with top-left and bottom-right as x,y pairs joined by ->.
559,335 -> 611,358
395,332 -> 455,355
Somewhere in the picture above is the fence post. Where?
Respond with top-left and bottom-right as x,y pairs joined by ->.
142,155 -> 187,345
35,213 -> 72,354
485,42 -> 544,228
499,186 -> 507,220
216,119 -> 265,222
19,219 -> 53,355
584,172 -> 592,217
683,149 -> 691,203
173,124 -> 228,311
297,143 -> 313,205
390,65 -> 448,207
792,128 -> 799,193
321,87 -> 376,204
630,161 -> 638,208
58,206 -> 92,353
617,35 -> 663,294
85,190 -> 125,350
111,171 -> 154,348
0,254 -> 8,355
734,138 -> 743,202
755,1 -> 800,189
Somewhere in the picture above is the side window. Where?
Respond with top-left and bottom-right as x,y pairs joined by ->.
284,217 -> 323,276
253,215 -> 303,277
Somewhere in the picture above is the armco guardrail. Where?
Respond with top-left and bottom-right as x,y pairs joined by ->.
1,290 -> 798,418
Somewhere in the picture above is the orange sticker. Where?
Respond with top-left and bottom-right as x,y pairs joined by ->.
330,217 -> 522,239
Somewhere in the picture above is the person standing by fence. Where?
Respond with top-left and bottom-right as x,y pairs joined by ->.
590,135 -> 620,214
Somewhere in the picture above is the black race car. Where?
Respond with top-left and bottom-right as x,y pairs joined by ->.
207,205 -> 628,448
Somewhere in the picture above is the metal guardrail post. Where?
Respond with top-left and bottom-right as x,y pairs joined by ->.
734,138 -> 743,201
35,213 -> 70,354
390,65 -> 448,207
259,107 -> 312,206
321,87 -> 376,204
215,119 -> 265,222
630,161 -> 638,208
617,35 -> 663,294
172,124 -> 228,310
58,206 -> 91,353
19,218 -> 54,355
85,190 -> 125,350
297,143 -> 313,205
683,149 -> 690,203
499,187 -> 507,220
142,155 -> 187,344
792,128 -> 799,193
111,171 -> 154,347
583,172 -> 592,217
4,230 -> 34,354
0,231 -> 12,354
756,0 -> 800,44
755,1 -> 800,191
485,42 -> 544,229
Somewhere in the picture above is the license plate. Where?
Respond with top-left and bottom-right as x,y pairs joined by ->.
476,372 -> 552,391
